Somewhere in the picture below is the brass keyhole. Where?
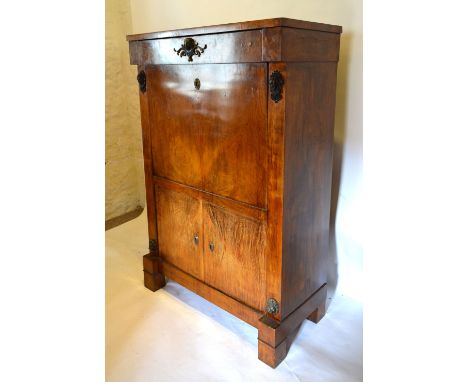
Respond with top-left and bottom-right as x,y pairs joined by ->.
194,78 -> 201,90
209,242 -> 215,252
193,233 -> 199,245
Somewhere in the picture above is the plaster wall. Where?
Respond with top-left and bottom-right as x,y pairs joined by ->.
105,0 -> 145,220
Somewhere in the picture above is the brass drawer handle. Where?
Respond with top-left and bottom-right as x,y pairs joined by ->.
193,233 -> 199,245
209,242 -> 215,252
174,37 -> 207,62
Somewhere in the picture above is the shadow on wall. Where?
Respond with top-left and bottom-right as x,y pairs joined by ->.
327,31 -> 351,306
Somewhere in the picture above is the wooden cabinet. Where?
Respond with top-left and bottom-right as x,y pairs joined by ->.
128,17 -> 342,368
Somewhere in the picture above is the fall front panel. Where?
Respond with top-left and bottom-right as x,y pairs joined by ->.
147,63 -> 268,209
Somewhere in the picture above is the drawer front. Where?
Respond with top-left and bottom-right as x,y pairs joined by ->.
203,203 -> 266,311
156,186 -> 203,280
129,30 -> 262,65
148,63 -> 268,208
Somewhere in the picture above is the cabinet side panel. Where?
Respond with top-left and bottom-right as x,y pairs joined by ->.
281,29 -> 340,62
281,62 -> 338,317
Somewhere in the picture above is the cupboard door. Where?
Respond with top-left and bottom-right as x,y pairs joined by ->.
203,203 -> 266,311
156,186 -> 203,280
148,64 -> 268,208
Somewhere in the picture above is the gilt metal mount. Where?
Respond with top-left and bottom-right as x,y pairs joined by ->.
269,70 -> 284,103
266,298 -> 280,315
174,37 -> 207,62
137,70 -> 146,93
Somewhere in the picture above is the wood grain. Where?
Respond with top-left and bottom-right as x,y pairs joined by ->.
307,298 -> 327,323
257,284 -> 326,367
262,28 -> 341,62
257,338 -> 290,369
281,28 -> 340,62
143,253 -> 166,292
203,203 -> 266,311
148,63 -> 268,208
148,66 -> 203,190
153,176 -> 267,221
137,65 -> 158,250
258,283 -> 327,347
162,260 -> 262,328
130,24 -> 341,66
281,62 -> 338,317
201,64 -> 268,208
265,62 -> 286,320
155,186 -> 204,280
129,30 -> 262,65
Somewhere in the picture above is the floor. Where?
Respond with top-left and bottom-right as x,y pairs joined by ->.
106,211 -> 363,382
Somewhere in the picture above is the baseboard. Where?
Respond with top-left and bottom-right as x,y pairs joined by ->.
105,206 -> 144,231
162,260 -> 263,328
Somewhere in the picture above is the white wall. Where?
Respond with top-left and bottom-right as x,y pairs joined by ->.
129,0 -> 363,299
106,0 -> 146,221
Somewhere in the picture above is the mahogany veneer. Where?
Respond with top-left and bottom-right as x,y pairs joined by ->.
127,17 -> 341,368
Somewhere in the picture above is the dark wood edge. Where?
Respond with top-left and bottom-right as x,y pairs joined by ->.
131,57 -> 340,66
105,206 -> 144,231
129,27 -> 341,65
143,253 -> 164,273
127,18 -> 342,41
258,283 -> 327,347
139,64 -> 159,251
143,253 -> 166,291
258,335 -> 291,368
153,175 -> 267,221
265,61 -> 286,321
162,260 -> 263,328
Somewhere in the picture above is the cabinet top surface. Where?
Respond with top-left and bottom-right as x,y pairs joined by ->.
126,17 -> 342,41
